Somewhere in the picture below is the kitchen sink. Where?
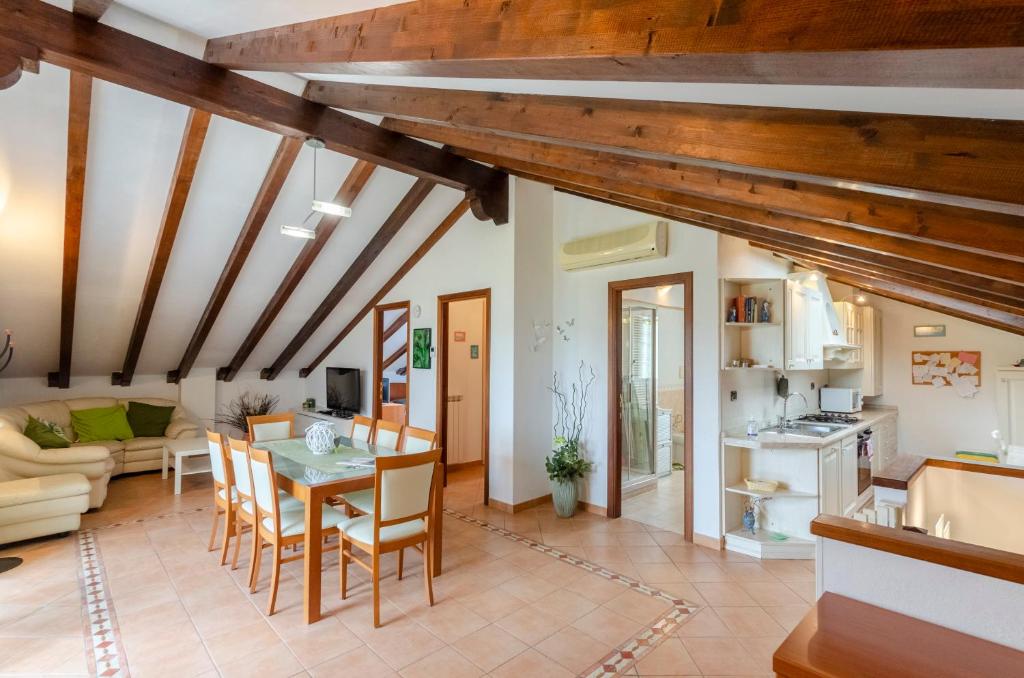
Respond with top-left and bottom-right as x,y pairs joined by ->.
761,421 -> 849,438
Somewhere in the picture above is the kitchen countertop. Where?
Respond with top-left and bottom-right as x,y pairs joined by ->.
723,407 -> 897,450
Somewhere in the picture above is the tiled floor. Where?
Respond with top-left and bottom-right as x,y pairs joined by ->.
0,466 -> 815,676
621,470 -> 686,534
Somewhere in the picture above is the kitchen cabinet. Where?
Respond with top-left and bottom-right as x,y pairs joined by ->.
860,307 -> 883,396
819,443 -> 841,516
785,279 -> 825,370
997,368 -> 1024,452
840,435 -> 859,515
872,414 -> 898,472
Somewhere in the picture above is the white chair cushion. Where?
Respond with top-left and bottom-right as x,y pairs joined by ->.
217,487 -> 238,503
239,490 -> 303,514
339,488 -> 374,514
338,514 -> 426,545
265,504 -> 347,538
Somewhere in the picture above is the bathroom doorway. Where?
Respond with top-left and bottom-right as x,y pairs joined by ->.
608,273 -> 693,540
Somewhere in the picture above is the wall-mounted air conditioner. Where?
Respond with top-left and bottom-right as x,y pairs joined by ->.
559,221 -> 668,271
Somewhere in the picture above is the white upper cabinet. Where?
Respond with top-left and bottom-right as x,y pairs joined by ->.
997,368 -> 1024,455
785,279 -> 825,370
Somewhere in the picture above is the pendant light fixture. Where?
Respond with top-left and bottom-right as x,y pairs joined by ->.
280,137 -> 352,239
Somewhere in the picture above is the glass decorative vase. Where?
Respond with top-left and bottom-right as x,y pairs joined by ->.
305,421 -> 336,455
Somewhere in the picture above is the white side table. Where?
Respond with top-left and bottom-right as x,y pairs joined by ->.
162,437 -> 211,495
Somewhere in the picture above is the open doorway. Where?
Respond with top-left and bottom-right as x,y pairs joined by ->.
436,289 -> 490,506
372,301 -> 410,425
608,273 -> 693,541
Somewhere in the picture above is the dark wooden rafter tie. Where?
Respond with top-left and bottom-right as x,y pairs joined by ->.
261,178 -> 435,380
381,310 -> 408,343
113,109 -> 211,386
72,0 -> 113,20
204,0 -> 1024,88
217,160 -> 377,382
47,72 -> 91,388
382,343 -> 407,370
0,0 -> 508,224
167,136 -> 302,384
315,82 -> 1024,208
0,36 -> 38,90
300,199 -> 470,377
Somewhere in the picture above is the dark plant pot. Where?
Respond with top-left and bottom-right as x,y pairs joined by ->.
551,478 -> 578,518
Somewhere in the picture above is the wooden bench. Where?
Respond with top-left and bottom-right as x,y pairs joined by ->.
773,592 -> 1024,677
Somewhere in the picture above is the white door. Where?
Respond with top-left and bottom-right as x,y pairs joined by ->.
841,436 -> 859,515
998,369 -> 1024,451
820,445 -> 841,516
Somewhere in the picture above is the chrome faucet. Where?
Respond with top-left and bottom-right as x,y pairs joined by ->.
781,393 -> 808,426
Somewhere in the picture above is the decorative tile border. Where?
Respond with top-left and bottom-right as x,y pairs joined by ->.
76,529 -> 129,677
443,509 -> 701,677
87,505 -> 208,532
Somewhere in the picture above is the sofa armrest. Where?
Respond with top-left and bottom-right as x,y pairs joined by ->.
0,427 -> 112,477
166,420 -> 199,439
38,446 -> 112,464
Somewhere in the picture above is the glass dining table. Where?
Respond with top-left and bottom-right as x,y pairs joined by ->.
256,436 -> 444,624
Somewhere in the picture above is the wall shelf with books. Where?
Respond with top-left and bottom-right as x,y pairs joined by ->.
721,278 -> 785,371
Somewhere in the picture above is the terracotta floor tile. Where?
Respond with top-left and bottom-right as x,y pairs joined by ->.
399,645 -> 483,678
0,601 -> 83,637
410,598 -> 488,643
497,573 -> 559,603
566,572 -> 628,604
494,604 -> 565,645
628,546 -> 673,564
278,616 -> 364,668
720,562 -> 780,582
675,606 -> 733,638
361,619 -> 446,670
583,545 -> 631,564
604,588 -> 673,625
571,606 -> 644,647
739,635 -> 785,674
310,645 -> 397,677
676,561 -> 733,582
217,642 -> 304,678
762,604 -> 812,632
0,636 -> 89,674
693,582 -> 758,607
644,580 -> 704,607
786,580 -> 818,604
681,636 -> 764,676
202,619 -> 281,666
740,581 -> 807,607
761,559 -> 816,582
713,606 -> 788,638
455,585 -> 528,622
535,626 -> 612,674
634,637 -> 701,675
635,562 -> 688,583
452,624 -> 529,672
490,648 -> 575,678
616,532 -> 658,546
661,545 -> 713,563
529,588 -> 598,624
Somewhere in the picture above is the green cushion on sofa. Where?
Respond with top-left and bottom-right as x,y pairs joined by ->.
71,406 -> 135,443
126,401 -> 175,438
23,415 -> 71,449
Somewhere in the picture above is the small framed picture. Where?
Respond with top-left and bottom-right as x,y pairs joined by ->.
914,324 -> 946,338
453,331 -> 466,342
412,328 -> 432,369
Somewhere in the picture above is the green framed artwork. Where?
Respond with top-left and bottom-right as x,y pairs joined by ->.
412,328 -> 432,369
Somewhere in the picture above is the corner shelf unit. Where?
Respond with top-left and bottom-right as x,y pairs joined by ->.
720,278 -> 785,371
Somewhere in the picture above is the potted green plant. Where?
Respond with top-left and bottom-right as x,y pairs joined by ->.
213,391 -> 280,440
545,362 -> 595,518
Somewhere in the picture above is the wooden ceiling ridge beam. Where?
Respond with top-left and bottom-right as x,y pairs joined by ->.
382,311 -> 408,343
204,0 -> 1024,88
383,119 -> 1024,261
261,178 -> 436,381
300,199 -> 471,378
315,81 -> 1024,208
492,157 -> 1024,287
167,136 -> 302,385
217,160 -> 377,383
113,109 -> 211,387
72,0 -> 113,21
0,36 -> 39,90
0,0 -> 508,224
382,343 -> 407,371
47,72 -> 91,389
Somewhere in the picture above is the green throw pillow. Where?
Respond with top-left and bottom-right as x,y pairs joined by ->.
126,401 -> 175,438
71,405 -> 134,443
23,415 -> 71,449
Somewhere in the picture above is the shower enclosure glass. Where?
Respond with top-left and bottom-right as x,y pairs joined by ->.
621,305 -> 657,487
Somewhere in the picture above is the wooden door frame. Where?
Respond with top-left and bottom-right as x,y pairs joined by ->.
608,272 -> 694,542
436,288 -> 491,505
372,300 -> 411,423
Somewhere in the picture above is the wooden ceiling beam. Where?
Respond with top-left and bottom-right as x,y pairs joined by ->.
167,136 -> 302,384
383,119 -> 1024,261
300,199 -> 470,378
382,311 -> 408,343
316,82 -> 1024,207
47,72 -> 91,389
205,0 -> 1024,88
382,343 -> 407,371
72,0 -> 113,21
0,0 -> 508,224
217,160 -> 376,382
113,109 -> 210,386
262,178 -> 435,381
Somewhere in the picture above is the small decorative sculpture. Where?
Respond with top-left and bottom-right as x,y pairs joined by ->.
742,505 -> 756,534
759,300 -> 771,323
726,307 -> 738,323
304,420 -> 336,455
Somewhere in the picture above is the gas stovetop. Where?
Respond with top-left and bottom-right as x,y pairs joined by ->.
798,412 -> 860,425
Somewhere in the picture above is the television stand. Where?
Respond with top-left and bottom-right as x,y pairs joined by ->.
317,409 -> 354,419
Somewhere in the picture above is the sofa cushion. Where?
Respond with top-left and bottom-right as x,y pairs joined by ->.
0,473 -> 91,509
123,437 -> 167,452
65,397 -> 119,412
71,439 -> 125,454
126,401 -> 175,437
11,402 -> 72,437
72,406 -> 134,443
23,416 -> 71,449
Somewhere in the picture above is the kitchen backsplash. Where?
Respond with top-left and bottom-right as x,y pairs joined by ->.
720,369 -> 828,432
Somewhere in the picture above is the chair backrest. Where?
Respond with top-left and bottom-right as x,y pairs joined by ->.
351,415 -> 374,443
206,429 -> 230,488
247,412 -> 294,442
374,449 -> 441,525
401,426 -> 437,454
373,419 -> 403,450
227,436 -> 254,502
246,446 -> 281,522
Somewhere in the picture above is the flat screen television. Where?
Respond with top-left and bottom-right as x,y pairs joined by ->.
325,367 -> 360,415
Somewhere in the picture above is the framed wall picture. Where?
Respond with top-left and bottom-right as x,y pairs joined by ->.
412,328 -> 432,369
914,324 -> 946,338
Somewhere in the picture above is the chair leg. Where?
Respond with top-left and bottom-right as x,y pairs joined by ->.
339,537 -> 349,600
207,506 -> 220,551
267,544 -> 281,616
397,548 -> 404,580
249,531 -> 263,593
218,509 -> 233,566
372,551 -> 381,628
423,537 -> 434,607
231,516 -> 244,570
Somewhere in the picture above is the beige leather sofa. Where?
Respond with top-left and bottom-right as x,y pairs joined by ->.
0,397 -> 198,508
0,473 -> 91,545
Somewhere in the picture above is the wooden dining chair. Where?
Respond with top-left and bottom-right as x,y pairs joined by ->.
373,419 -> 403,450
401,426 -> 437,453
338,449 -> 442,627
246,445 -> 346,615
350,415 -> 375,443
206,430 -> 238,565
247,412 -> 295,443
